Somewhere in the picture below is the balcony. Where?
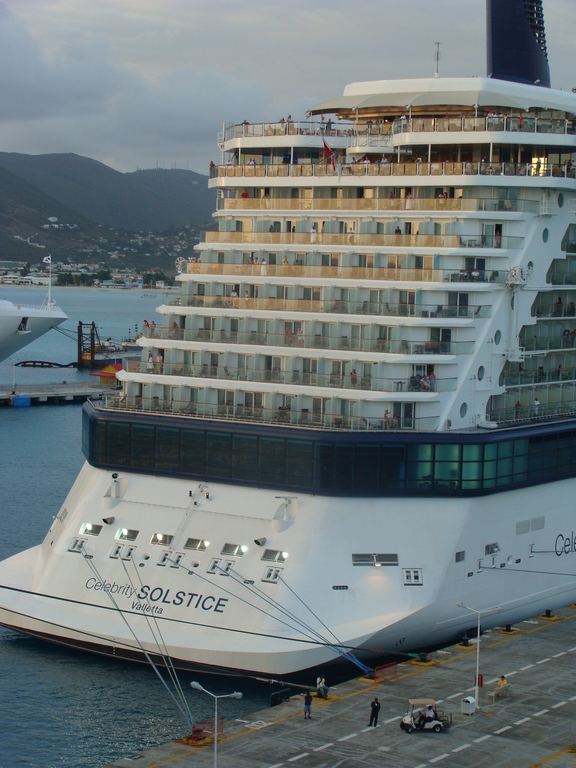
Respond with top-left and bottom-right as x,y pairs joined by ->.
124,358 -> 458,394
501,367 -> 576,387
142,326 -> 474,355
200,231 -> 522,250
167,294 -> 491,319
392,115 -> 575,136
216,197 -> 540,214
522,335 -> 576,353
184,261 -> 507,284
100,394 -> 439,432
210,160 -> 575,181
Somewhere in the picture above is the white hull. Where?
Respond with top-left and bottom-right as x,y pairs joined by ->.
0,299 -> 67,362
1,462 -> 575,675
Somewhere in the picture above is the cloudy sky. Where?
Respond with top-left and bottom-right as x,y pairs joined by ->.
1,0 -> 575,174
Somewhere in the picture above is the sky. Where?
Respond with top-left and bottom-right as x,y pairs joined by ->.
0,0 -> 575,175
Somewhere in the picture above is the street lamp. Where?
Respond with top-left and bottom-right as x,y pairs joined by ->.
456,602 -> 503,710
190,682 -> 242,768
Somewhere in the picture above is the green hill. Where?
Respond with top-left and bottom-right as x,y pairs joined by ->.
0,166 -> 104,263
0,153 -> 215,231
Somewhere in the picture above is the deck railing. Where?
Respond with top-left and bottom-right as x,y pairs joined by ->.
98,395 -> 439,432
392,115 -> 575,136
199,231 -> 522,249
166,295 -> 491,319
216,197 -> 540,214
501,367 -> 576,386
210,161 -> 575,181
142,326 -> 474,355
184,262 -> 507,284
124,358 -> 458,394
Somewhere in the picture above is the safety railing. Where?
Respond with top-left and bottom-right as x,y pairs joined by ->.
532,303 -> 576,318
142,326 -> 474,355
200,231 -> 522,249
184,262 -> 507,284
522,335 -> 576,352
124,359 -> 457,393
489,398 -> 576,424
210,161 -> 576,180
216,197 -> 540,213
223,119 -> 358,140
98,395 -> 439,432
165,295 -> 491,319
392,115 -> 575,136
501,367 -> 576,386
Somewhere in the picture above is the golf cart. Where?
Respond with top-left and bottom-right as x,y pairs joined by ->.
400,699 -> 451,734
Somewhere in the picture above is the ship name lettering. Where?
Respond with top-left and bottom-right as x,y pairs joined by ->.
134,585 -> 228,613
555,532 -> 576,557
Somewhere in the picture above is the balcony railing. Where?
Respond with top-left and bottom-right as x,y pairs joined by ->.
489,398 -> 576,425
166,295 -> 491,319
142,327 -> 474,355
210,161 -> 575,181
532,304 -> 576,318
522,335 -> 576,352
501,367 -> 576,386
124,358 -> 458,394
223,119 -> 359,141
184,262 -> 507,284
392,115 -> 575,136
216,197 -> 540,214
200,231 -> 522,249
99,395 -> 439,432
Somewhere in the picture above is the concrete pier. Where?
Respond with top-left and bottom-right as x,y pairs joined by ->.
103,605 -> 576,768
0,382 -> 104,406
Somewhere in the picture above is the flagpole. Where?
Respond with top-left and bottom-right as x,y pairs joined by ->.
48,255 -> 52,306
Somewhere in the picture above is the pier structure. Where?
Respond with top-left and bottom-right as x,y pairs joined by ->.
104,606 -> 576,768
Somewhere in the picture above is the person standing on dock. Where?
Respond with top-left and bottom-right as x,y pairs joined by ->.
303,690 -> 312,719
369,697 -> 381,727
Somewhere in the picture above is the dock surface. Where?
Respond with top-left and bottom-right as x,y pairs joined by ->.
0,382 -> 104,405
103,605 -> 576,768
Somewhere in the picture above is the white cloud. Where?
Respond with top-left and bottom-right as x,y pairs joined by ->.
0,0 -> 574,172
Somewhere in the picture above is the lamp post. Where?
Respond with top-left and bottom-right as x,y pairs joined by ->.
456,602 -> 503,710
190,682 -> 242,768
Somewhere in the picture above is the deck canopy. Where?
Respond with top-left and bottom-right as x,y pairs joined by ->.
309,77 -> 576,118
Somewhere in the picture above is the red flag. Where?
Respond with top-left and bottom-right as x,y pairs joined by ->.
322,135 -> 337,171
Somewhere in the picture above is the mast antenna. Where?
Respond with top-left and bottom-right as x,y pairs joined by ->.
434,42 -> 441,77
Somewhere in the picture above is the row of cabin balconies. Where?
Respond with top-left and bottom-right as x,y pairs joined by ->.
125,356 -> 457,394
210,160 -> 576,184
222,116 -> 575,145
107,391 -> 435,432
184,256 -> 508,285
143,324 -> 473,356
200,230 -> 524,250
215,196 -> 541,215
165,293 -> 491,320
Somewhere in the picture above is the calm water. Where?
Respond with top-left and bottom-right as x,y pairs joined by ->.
0,288 -> 277,768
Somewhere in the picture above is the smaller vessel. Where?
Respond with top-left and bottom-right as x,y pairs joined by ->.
0,297 -> 67,362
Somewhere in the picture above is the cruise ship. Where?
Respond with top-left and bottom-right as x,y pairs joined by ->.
0,297 -> 67,363
2,0 -> 576,676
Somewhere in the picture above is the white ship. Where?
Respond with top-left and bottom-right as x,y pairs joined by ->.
0,297 -> 67,363
2,1 -> 576,676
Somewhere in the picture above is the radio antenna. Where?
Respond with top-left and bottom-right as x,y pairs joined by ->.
435,42 -> 441,77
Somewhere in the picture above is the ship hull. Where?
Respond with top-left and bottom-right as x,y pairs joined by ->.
0,462 -> 574,675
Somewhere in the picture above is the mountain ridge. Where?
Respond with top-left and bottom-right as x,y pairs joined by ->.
0,152 -> 215,232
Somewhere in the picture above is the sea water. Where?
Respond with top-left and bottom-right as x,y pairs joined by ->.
0,287 -> 277,768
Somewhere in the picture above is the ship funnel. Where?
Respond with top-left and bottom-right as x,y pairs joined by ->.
487,0 -> 551,88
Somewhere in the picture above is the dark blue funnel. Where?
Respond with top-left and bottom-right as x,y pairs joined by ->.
487,0 -> 551,88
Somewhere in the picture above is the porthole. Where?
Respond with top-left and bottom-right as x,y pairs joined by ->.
527,260 -> 534,270
558,192 -> 564,209
460,402 -> 468,418
494,330 -> 502,345
477,365 -> 485,381
542,228 -> 549,243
